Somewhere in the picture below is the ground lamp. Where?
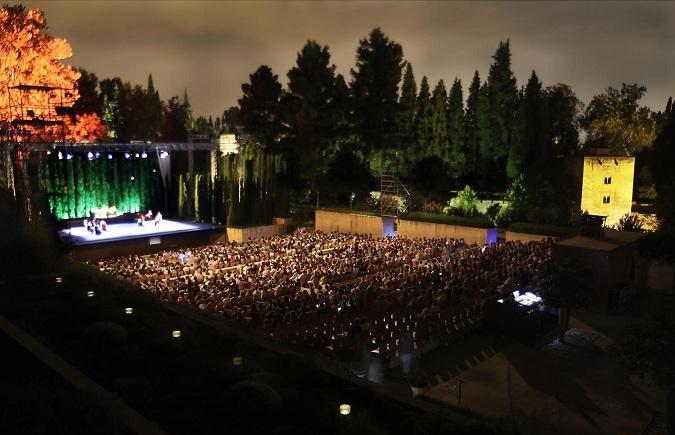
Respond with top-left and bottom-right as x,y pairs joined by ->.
86,291 -> 94,298
172,330 -> 181,338
339,404 -> 351,415
124,307 -> 133,315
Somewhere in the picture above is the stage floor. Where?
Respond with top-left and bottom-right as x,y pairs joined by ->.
61,219 -> 219,245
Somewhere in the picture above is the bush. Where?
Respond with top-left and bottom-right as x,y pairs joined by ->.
422,201 -> 443,214
614,213 -> 646,232
444,185 -> 479,217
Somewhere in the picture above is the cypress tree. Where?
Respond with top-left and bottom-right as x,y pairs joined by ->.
447,78 -> 466,181
465,71 -> 481,179
507,70 -> 545,179
415,76 -> 432,160
486,40 -> 518,162
430,79 -> 449,158
399,63 -> 417,164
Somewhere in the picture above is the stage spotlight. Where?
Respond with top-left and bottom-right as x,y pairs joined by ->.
160,151 -> 169,159
87,151 -> 94,160
141,152 -> 147,159
107,153 -> 113,160
124,153 -> 131,159
135,153 -> 140,158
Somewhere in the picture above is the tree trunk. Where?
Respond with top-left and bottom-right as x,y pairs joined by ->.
667,383 -> 674,435
557,306 -> 569,343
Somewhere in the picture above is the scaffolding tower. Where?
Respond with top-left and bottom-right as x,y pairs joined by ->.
1,84 -> 75,222
380,172 -> 410,217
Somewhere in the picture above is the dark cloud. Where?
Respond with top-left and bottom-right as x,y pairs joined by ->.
21,0 -> 675,116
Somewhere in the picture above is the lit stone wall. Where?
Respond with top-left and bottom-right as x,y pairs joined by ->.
226,224 -> 286,242
397,219 -> 489,245
505,231 -> 552,242
580,156 -> 635,227
315,210 -> 383,236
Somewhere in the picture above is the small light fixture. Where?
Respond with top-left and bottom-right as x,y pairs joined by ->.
130,176 -> 135,181
107,153 -> 113,160
233,356 -> 243,367
339,404 -> 351,415
124,152 -> 131,159
58,151 -> 63,160
172,330 -> 181,338
135,153 -> 140,158
141,152 -> 147,159
55,277 -> 63,284
124,307 -> 133,315
159,151 -> 168,159
87,291 -> 94,298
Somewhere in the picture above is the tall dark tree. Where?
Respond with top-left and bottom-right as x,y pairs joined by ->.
446,78 -> 466,181
652,113 -> 675,231
534,258 -> 592,343
486,40 -> 518,161
476,80 -> 494,183
145,74 -> 163,141
398,63 -> 417,172
464,71 -> 481,178
182,89 -> 194,136
99,78 -> 127,141
73,68 -> 99,115
238,65 -> 283,150
161,96 -> 189,141
414,76 -> 432,160
429,79 -> 449,158
284,40 -> 339,194
350,28 -> 404,162
507,70 -> 546,178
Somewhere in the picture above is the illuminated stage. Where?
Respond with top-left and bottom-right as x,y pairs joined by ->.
60,219 -> 226,260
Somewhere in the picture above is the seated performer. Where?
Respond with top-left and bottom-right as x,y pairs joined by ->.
137,212 -> 145,226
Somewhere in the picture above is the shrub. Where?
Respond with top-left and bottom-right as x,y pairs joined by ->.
422,201 -> 443,214
615,213 -> 646,232
444,185 -> 479,217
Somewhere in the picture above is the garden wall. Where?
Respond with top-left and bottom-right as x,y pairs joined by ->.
505,231 -> 552,243
397,219 -> 493,246
315,210 -> 383,236
226,224 -> 286,242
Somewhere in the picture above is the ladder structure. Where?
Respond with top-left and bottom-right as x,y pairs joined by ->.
380,172 -> 410,217
1,84 -> 74,222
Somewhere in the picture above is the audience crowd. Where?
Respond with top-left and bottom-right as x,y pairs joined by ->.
95,230 -> 552,354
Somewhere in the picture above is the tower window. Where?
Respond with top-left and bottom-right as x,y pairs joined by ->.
602,196 -> 611,204
604,176 -> 612,184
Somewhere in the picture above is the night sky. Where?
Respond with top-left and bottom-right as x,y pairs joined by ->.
21,1 -> 675,117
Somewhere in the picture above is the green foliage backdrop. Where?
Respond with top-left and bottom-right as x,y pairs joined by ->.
41,153 -> 160,220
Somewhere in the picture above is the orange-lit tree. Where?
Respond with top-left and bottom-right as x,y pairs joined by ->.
0,4 -> 107,142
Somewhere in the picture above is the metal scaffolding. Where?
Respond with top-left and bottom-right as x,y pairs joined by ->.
1,84 -> 75,222
380,172 -> 410,217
